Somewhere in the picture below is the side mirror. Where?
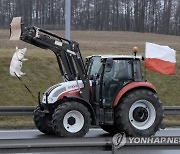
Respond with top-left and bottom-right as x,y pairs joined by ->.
105,58 -> 113,72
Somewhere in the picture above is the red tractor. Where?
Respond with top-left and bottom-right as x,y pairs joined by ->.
10,20 -> 163,137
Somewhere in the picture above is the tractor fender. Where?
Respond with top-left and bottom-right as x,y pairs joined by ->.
113,81 -> 157,107
55,96 -> 96,125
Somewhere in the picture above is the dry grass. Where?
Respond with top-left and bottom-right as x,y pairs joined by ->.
0,29 -> 180,128
72,31 -> 180,54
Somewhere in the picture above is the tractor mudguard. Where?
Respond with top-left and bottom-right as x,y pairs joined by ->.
113,81 -> 156,107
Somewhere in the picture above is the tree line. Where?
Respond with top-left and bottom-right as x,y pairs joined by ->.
0,0 -> 179,35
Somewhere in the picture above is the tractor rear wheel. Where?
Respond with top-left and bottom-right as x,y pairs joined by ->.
52,102 -> 91,137
34,106 -> 54,135
115,89 -> 163,137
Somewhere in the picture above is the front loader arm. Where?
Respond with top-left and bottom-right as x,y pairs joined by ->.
10,17 -> 90,101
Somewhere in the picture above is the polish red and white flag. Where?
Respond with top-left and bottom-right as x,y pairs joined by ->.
145,42 -> 176,75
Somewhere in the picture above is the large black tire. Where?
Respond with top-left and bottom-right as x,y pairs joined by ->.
52,102 -> 91,137
34,106 -> 54,135
115,89 -> 163,137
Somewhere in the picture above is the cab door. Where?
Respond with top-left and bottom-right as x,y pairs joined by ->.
101,59 -> 133,107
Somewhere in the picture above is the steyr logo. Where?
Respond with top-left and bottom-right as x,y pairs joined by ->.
112,133 -> 126,148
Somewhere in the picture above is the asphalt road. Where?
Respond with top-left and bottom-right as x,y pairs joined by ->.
0,128 -> 109,139
0,127 -> 180,140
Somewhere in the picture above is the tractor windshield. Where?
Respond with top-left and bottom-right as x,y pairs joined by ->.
87,56 -> 102,78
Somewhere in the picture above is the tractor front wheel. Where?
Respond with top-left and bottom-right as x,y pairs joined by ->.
34,106 -> 54,135
52,102 -> 91,137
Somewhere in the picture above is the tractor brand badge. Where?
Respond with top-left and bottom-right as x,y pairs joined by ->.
68,85 -> 78,90
112,133 -> 126,149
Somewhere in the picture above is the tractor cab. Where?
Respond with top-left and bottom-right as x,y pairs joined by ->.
86,55 -> 143,106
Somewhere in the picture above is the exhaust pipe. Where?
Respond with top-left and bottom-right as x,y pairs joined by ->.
10,17 -> 22,41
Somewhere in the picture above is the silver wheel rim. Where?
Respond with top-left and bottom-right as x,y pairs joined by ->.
129,100 -> 156,130
63,110 -> 84,133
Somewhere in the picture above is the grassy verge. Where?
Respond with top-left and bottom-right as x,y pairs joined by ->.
0,30 -> 179,128
0,116 -> 34,129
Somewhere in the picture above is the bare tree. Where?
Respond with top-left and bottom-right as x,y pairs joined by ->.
0,0 -> 179,35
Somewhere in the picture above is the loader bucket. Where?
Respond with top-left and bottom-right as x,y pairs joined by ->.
10,17 -> 22,40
